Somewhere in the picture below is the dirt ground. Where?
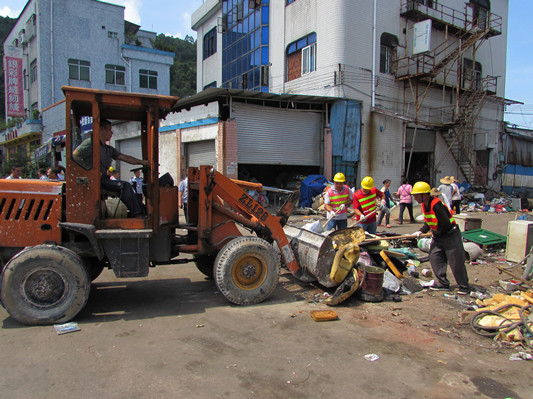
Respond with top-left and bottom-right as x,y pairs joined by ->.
1,210 -> 532,398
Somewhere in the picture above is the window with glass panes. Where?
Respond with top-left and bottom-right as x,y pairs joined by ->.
221,0 -> 269,92
139,69 -> 157,89
105,64 -> 125,85
68,59 -> 90,81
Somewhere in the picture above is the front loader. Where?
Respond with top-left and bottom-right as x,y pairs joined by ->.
0,87 -> 338,326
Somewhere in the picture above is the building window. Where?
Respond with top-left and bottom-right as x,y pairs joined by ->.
462,58 -> 482,90
286,32 -> 317,82
222,0 -> 269,91
68,59 -> 90,81
108,31 -> 118,39
30,59 -> 37,83
203,27 -> 217,60
470,0 -> 490,30
379,33 -> 398,74
302,44 -> 316,75
105,64 -> 126,85
139,69 -> 157,89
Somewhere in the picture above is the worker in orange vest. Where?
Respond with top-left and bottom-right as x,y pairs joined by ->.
411,181 -> 470,295
352,176 -> 383,234
324,172 -> 353,231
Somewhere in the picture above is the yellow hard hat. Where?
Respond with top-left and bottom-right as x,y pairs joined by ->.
361,176 -> 374,190
411,181 -> 431,194
333,172 -> 346,182
108,166 -> 114,172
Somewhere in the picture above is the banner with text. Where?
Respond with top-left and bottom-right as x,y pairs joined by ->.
5,56 -> 24,117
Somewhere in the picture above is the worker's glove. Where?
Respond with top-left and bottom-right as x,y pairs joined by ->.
338,204 -> 346,212
358,214 -> 367,223
412,231 -> 422,238
327,211 -> 336,219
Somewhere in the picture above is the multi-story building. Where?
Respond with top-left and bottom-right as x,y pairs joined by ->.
191,0 -> 509,189
1,0 -> 174,166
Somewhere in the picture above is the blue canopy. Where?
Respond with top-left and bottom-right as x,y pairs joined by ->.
299,175 -> 329,208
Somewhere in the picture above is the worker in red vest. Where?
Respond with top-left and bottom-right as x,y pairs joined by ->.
324,172 -> 353,231
353,176 -> 383,234
411,181 -> 470,295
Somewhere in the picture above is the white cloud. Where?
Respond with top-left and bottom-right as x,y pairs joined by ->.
165,32 -> 183,39
107,0 -> 142,25
0,6 -> 21,18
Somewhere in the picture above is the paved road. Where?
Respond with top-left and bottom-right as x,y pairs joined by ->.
0,210 -> 530,398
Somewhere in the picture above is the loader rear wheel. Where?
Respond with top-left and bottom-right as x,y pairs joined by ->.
0,245 -> 90,325
194,255 -> 215,278
214,236 -> 279,305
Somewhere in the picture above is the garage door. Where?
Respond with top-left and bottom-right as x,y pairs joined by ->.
186,140 -> 216,168
117,137 -> 142,178
233,103 -> 322,165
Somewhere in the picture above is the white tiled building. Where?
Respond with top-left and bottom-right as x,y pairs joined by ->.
191,0 -> 509,189
2,0 -> 174,163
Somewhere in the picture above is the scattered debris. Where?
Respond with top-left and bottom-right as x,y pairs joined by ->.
310,310 -> 339,322
54,322 -> 80,335
364,353 -> 380,362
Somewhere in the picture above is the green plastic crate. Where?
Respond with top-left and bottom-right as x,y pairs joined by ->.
461,229 -> 507,246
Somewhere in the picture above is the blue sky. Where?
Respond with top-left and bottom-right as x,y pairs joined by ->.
2,0 -> 531,128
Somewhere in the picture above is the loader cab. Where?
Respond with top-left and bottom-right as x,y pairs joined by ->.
62,86 -> 179,231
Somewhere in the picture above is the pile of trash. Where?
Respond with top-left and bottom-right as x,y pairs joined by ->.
468,291 -> 533,349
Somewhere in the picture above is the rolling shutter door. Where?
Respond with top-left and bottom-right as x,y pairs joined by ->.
233,103 -> 322,165
406,128 -> 435,152
186,140 -> 216,168
117,137 -> 142,177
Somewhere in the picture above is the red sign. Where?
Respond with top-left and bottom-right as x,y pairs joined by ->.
5,56 -> 24,117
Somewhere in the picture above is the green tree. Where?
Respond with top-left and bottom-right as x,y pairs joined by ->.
152,34 -> 197,98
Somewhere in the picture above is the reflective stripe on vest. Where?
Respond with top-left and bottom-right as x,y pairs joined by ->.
327,186 -> 349,215
422,197 -> 456,230
354,188 -> 377,216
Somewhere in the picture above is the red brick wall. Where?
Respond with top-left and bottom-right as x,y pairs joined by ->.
223,120 -> 238,179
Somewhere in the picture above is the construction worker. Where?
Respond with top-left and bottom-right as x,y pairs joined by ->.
411,181 -> 470,295
352,176 -> 383,234
323,172 -> 353,231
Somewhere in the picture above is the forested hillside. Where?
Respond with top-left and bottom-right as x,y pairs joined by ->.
152,34 -> 197,99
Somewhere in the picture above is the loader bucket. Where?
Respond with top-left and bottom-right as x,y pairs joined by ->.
283,225 -> 365,288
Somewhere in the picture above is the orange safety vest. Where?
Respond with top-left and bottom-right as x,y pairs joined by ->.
421,197 -> 456,231
353,187 -> 380,221
327,185 -> 350,215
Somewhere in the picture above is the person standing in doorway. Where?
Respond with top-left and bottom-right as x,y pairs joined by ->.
437,176 -> 454,209
130,167 -> 144,205
323,172 -> 353,231
395,178 -> 415,224
178,176 -> 189,222
377,179 -> 393,228
6,165 -> 22,179
353,176 -> 384,234
450,176 -> 462,215
411,181 -> 470,295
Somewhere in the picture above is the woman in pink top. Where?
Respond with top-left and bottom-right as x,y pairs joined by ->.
395,178 -> 415,224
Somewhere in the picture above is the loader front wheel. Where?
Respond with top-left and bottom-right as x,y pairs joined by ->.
194,255 -> 215,278
0,245 -> 90,325
214,237 -> 280,305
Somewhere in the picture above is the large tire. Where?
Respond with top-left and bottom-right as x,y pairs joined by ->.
0,245 -> 90,325
214,236 -> 280,305
83,257 -> 106,281
194,255 -> 215,278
